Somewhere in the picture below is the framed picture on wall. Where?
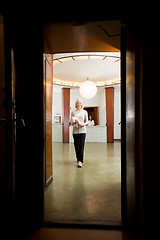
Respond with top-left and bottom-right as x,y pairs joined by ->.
54,115 -> 62,123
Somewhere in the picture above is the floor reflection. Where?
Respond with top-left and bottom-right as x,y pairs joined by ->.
44,142 -> 121,224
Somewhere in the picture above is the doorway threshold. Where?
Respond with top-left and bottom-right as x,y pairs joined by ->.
43,220 -> 122,230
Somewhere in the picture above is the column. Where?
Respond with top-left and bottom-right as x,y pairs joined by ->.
62,88 -> 70,143
105,87 -> 114,143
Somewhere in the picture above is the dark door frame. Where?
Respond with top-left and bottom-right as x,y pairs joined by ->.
121,22 -> 127,225
43,20 -> 127,227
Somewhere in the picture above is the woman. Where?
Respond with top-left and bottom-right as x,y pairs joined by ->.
70,99 -> 88,167
88,115 -> 95,126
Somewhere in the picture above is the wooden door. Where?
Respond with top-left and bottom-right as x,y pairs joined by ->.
121,21 -> 136,226
121,22 -> 127,225
44,54 -> 53,186
0,15 -> 16,223
2,12 -> 46,233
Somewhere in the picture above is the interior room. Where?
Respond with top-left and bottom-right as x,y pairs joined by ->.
44,48 -> 122,224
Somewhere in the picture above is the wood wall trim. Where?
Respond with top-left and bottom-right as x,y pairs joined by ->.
45,54 -> 53,185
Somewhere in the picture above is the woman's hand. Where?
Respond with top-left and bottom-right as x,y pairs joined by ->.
75,119 -> 84,127
78,123 -> 84,127
75,120 -> 84,127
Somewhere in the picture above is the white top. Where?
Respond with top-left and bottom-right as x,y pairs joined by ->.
88,120 -> 95,126
70,109 -> 88,134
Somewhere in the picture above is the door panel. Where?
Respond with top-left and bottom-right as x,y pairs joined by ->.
125,22 -> 136,225
44,54 -> 53,186
0,14 -> 8,223
3,13 -> 44,233
121,22 -> 127,224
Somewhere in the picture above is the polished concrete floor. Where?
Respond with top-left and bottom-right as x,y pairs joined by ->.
44,142 -> 121,224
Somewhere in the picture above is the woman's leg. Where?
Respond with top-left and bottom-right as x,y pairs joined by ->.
73,134 -> 80,161
79,133 -> 86,163
73,133 -> 86,164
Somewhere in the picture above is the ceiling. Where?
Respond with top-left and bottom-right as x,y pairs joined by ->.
53,52 -> 120,86
44,20 -> 121,87
44,20 -> 121,53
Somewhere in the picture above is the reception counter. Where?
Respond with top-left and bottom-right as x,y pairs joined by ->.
70,125 -> 107,142
52,124 -> 107,143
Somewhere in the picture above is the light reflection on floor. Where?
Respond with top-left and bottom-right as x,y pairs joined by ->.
44,142 -> 121,224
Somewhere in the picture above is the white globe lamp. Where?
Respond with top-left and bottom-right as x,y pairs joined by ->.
79,80 -> 97,99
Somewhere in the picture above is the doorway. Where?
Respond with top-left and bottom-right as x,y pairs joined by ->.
43,20 -> 122,225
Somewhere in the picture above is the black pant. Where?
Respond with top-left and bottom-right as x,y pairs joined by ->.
73,133 -> 86,163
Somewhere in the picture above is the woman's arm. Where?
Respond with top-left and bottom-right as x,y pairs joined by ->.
70,111 -> 75,125
70,112 -> 80,126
